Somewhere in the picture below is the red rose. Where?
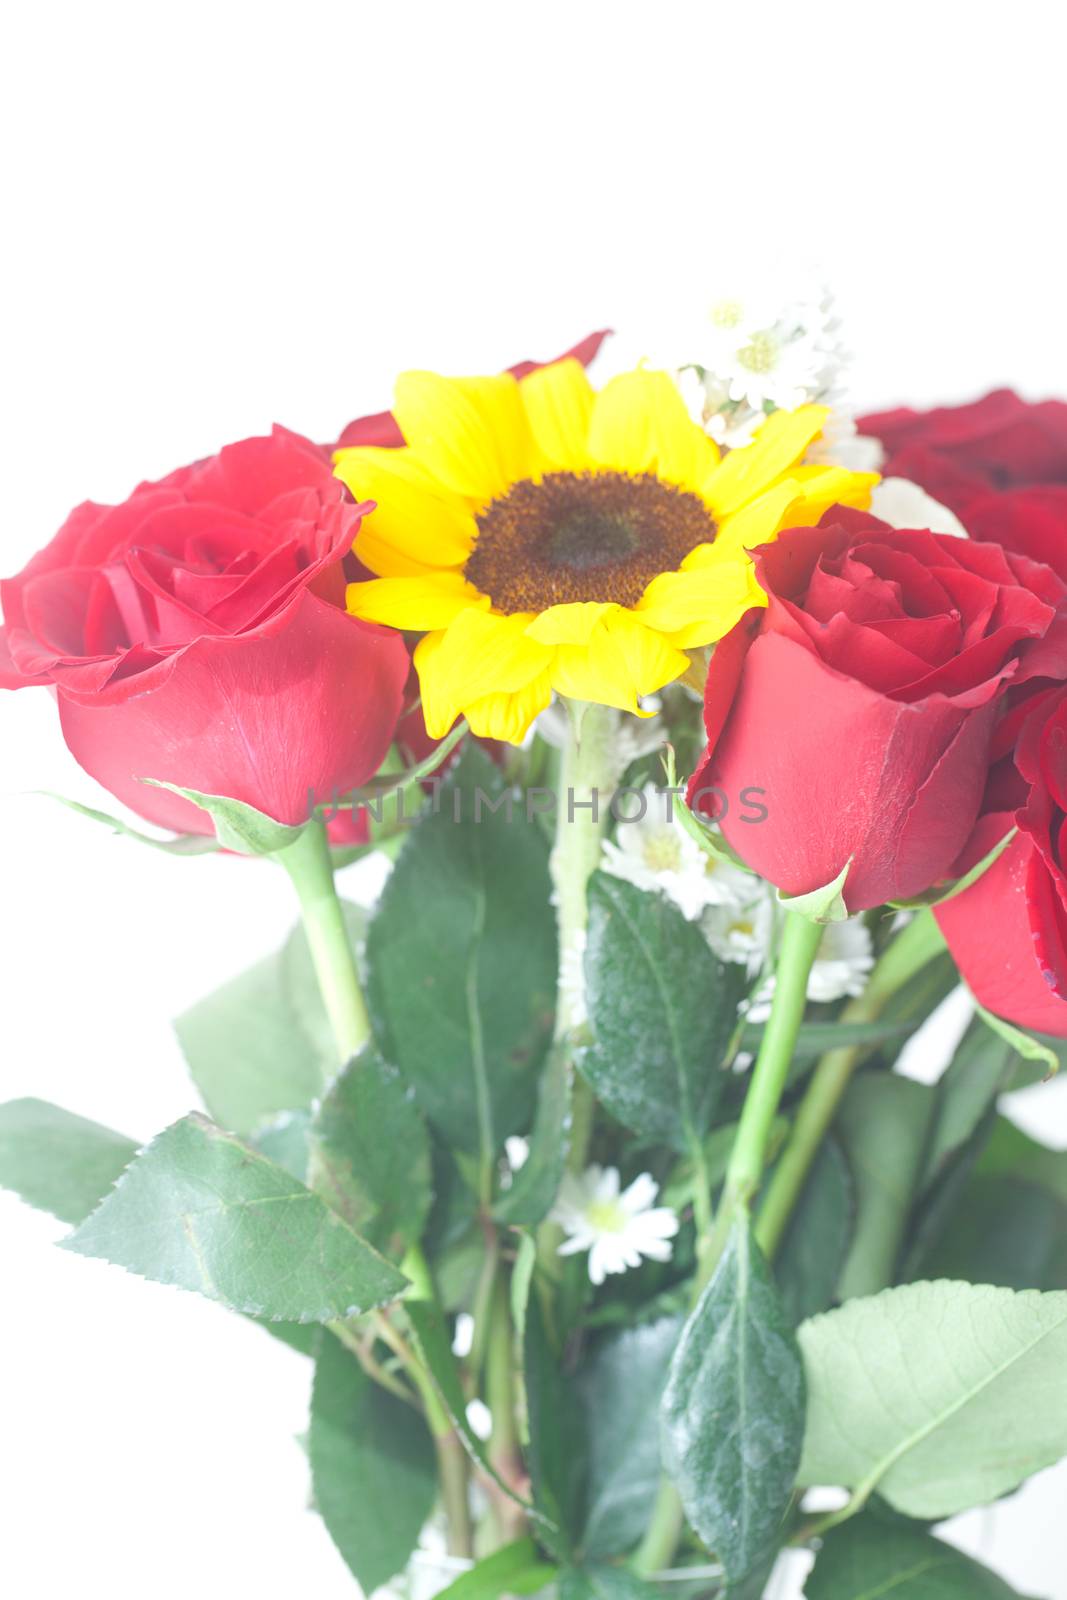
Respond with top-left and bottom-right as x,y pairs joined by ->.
330,329 -> 611,452
861,390 -> 1067,514
687,509 -> 1067,912
0,427 -> 409,835
936,685 -> 1067,1036
861,391 -> 1067,584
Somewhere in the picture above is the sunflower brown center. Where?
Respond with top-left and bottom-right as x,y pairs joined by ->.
464,470 -> 717,613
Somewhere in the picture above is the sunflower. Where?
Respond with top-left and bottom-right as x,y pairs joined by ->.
337,361 -> 877,742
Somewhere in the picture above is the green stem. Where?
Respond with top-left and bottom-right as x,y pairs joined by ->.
550,699 -> 616,1045
396,1246 -> 474,1558
755,909 -> 943,1260
538,702 -> 618,1288
276,818 -> 371,1063
485,1272 -> 525,1546
633,912 -> 823,1579
698,911 -> 823,1288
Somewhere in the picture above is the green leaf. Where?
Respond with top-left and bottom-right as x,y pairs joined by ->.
0,1098 -> 137,1223
776,858 -> 852,923
920,1019 -> 1019,1193
804,1513 -> 1034,1598
433,1539 -> 557,1600
581,874 -> 746,1153
366,744 -> 556,1157
308,1048 -> 432,1255
978,1116 -> 1067,1204
577,1316 -> 682,1559
559,1567 -> 664,1600
403,1296 -> 543,1524
836,1074 -> 935,1299
173,903 -> 365,1135
309,1330 -> 436,1591
64,1113 -> 408,1322
250,1109 -> 312,1181
741,1017 -> 914,1060
774,1137 -> 854,1325
36,791 -> 220,854
974,1004 -> 1060,1079
919,1117 -> 1067,1291
661,1218 -> 805,1588
494,1042 -> 572,1226
141,779 -> 307,854
798,1280 -> 1067,1518
524,1290 -> 586,1557
922,1175 -> 1067,1291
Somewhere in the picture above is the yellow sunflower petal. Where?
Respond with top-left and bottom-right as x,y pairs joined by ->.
519,359 -> 595,471
465,673 -> 555,745
413,630 -> 463,740
346,571 -> 489,630
704,404 -> 829,517
635,551 -> 767,647
393,371 -> 535,502
549,609 -> 687,713
524,601 -> 615,645
334,446 -> 476,574
780,464 -> 878,525
711,478 -> 805,555
603,608 -> 690,696
413,607 -> 555,741
587,369 -> 720,494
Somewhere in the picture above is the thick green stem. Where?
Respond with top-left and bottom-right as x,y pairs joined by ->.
755,909 -> 943,1259
633,912 -> 823,1578
276,818 -> 371,1063
550,700 -> 616,1045
538,702 -> 618,1289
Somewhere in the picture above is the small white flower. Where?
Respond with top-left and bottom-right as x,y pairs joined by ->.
747,915 -> 875,1022
701,885 -> 778,978
504,1136 -> 530,1172
602,782 -> 755,921
550,1165 -> 679,1286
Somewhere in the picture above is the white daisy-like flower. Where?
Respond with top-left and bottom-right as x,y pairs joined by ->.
550,1166 -> 679,1286
601,781 -> 756,921
746,915 -> 875,1022
701,885 -> 778,978
651,275 -> 877,476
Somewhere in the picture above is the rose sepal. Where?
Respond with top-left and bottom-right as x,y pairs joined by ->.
141,779 -> 309,856
973,999 -> 1061,1080
775,858 -> 852,924
662,744 -> 753,875
35,790 -> 220,855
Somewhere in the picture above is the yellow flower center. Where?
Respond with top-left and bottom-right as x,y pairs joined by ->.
464,470 -> 716,613
710,299 -> 744,329
736,331 -> 779,375
586,1198 -> 628,1233
642,831 -> 684,873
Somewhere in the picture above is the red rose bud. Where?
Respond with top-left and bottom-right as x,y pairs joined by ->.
688,509 -> 1067,913
0,427 -> 409,835
936,684 -> 1067,1037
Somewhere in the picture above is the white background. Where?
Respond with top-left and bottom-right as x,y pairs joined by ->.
3,3 -> 1067,1596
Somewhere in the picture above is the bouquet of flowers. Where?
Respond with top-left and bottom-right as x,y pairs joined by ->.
5,289 -> 1067,1599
